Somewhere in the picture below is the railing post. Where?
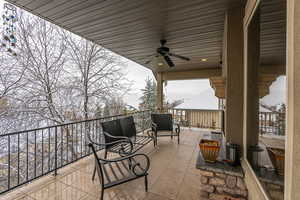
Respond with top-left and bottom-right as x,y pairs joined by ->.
221,110 -> 225,134
54,126 -> 58,176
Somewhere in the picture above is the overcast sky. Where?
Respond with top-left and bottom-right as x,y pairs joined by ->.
120,57 -> 219,109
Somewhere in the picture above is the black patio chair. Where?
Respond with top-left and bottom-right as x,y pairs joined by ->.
151,113 -> 180,144
101,116 -> 156,158
89,142 -> 150,200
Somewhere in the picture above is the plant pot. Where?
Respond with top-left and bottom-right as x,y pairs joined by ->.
199,139 -> 220,163
267,147 -> 285,176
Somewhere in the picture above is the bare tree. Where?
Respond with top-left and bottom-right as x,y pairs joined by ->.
17,13 -> 68,125
63,33 -> 131,120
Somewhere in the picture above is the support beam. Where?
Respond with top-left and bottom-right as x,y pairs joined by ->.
156,73 -> 164,112
285,0 -> 300,199
224,6 -> 244,146
159,65 -> 283,82
161,68 -> 222,81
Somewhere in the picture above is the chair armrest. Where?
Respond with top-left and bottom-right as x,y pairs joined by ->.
105,153 -> 150,176
88,132 -> 134,156
146,129 -> 155,138
151,122 -> 157,132
89,142 -> 150,177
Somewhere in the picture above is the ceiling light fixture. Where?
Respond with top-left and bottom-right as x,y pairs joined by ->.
201,58 -> 208,62
158,62 -> 164,66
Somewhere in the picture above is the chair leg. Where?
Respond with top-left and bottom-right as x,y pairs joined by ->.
145,175 -> 148,192
92,165 -> 96,181
104,149 -> 108,159
177,134 -> 180,144
100,187 -> 104,200
128,157 -> 132,170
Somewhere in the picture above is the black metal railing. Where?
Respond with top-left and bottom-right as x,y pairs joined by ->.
0,110 -> 151,194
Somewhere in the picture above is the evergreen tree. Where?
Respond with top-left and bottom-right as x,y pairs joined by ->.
139,78 -> 157,111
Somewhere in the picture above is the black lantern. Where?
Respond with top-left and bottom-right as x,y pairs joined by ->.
248,145 -> 263,170
227,143 -> 241,166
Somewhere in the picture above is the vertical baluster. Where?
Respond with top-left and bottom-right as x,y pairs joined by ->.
264,113 -> 267,134
54,127 -> 57,176
80,122 -> 83,157
71,124 -> 74,161
66,125 -> 69,163
42,129 -> 44,174
17,133 -> 20,185
48,128 -> 50,172
26,132 -> 29,181
34,131 -> 36,178
7,135 -> 10,190
76,123 -> 78,160
61,126 -> 63,166
86,122 -> 89,154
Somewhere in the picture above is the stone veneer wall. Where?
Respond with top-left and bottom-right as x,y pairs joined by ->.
198,169 -> 248,200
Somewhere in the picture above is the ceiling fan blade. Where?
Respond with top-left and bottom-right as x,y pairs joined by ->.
144,60 -> 152,64
164,55 -> 175,67
169,52 -> 190,61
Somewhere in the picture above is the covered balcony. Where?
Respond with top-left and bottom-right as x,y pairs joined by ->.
3,128 -> 213,200
0,0 -> 298,200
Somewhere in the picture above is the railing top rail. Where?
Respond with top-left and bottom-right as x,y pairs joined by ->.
0,110 -> 150,137
169,108 -> 223,112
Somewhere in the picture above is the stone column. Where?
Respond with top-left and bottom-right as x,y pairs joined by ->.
156,72 -> 164,113
224,6 -> 244,146
285,0 -> 300,199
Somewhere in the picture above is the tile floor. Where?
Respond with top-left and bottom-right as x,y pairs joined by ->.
1,129 -> 209,200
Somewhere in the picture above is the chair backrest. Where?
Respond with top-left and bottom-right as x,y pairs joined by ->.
151,113 -> 173,131
119,116 -> 137,138
102,119 -> 123,146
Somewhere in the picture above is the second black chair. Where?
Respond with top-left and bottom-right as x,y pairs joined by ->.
151,113 -> 180,145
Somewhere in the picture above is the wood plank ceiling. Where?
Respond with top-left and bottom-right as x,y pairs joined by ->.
5,0 -> 285,73
260,0 -> 286,66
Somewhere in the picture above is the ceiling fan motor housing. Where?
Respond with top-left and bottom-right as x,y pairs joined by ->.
157,46 -> 170,55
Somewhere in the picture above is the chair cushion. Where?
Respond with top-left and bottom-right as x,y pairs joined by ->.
151,114 -> 173,131
119,116 -> 137,138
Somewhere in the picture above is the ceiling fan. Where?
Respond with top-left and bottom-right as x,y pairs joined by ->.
145,39 -> 190,67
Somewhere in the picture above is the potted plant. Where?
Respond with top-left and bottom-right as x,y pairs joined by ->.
267,147 -> 285,176
199,139 -> 220,163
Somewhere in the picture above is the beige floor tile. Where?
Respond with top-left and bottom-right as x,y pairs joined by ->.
111,188 -> 148,200
142,192 -> 172,200
26,181 -> 69,200
12,194 -> 35,200
0,188 -> 26,200
182,172 -> 202,189
149,170 -> 185,199
166,158 -> 189,173
150,179 -> 181,200
45,186 -> 88,200
79,194 -> 99,200
176,184 -> 203,200
2,129 -> 210,200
